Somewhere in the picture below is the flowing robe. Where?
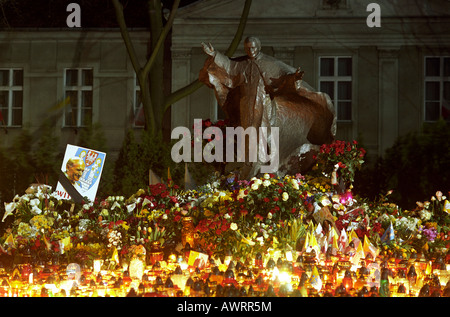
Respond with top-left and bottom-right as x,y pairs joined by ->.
200,51 -> 336,177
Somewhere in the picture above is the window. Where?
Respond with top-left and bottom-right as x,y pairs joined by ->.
63,68 -> 93,127
424,56 -> 450,122
319,57 -> 352,121
133,76 -> 145,128
0,69 -> 23,127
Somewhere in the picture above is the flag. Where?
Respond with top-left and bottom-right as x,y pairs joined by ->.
309,230 -> 320,258
309,265 -> 322,291
303,231 -> 310,252
184,163 -> 196,190
425,261 -> 432,275
167,167 -> 174,188
349,229 -> 359,244
111,246 -> 120,265
327,226 -> 338,244
328,226 -> 339,255
315,222 -> 323,236
339,228 -> 348,252
363,235 -> 379,259
149,169 -> 162,185
42,235 -> 51,251
4,233 -> 15,248
351,238 -> 365,266
380,221 -> 395,244
60,236 -> 71,254
443,200 -> 450,214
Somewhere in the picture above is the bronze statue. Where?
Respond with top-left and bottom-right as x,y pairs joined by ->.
200,36 -> 336,178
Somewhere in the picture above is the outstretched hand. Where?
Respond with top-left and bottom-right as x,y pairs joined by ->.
201,42 -> 215,56
295,67 -> 304,80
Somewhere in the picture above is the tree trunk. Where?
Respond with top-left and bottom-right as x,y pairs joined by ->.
113,0 -> 252,137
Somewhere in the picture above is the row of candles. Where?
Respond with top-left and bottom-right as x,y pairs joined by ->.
0,247 -> 449,297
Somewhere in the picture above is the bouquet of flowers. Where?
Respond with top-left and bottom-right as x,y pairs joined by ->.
313,140 -> 366,188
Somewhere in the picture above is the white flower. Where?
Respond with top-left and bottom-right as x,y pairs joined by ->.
237,189 -> 247,199
31,205 -> 42,215
29,198 -> 40,207
111,201 -> 121,210
230,223 -> 238,231
263,180 -> 271,187
290,179 -> 299,190
162,214 -> 168,220
320,196 -> 331,206
282,192 -> 289,201
263,173 -> 270,180
251,183 -> 259,191
126,203 -> 136,213
2,202 -> 17,222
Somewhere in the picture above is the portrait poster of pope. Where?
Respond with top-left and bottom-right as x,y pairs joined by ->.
55,144 -> 106,202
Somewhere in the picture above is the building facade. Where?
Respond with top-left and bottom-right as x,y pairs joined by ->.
0,0 -> 449,163
0,29 -> 150,156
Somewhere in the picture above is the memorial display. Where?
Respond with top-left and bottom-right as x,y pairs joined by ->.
0,1 -> 448,299
1,138 -> 448,297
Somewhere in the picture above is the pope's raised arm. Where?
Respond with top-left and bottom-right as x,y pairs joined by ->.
201,42 -> 216,57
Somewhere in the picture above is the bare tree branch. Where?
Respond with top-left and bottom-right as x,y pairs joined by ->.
111,0 -> 141,76
163,0 -> 253,112
142,0 -> 180,76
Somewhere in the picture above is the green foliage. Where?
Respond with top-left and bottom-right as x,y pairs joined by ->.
5,127 -> 36,198
356,119 -> 450,209
33,120 -> 61,186
113,130 -> 183,197
77,121 -> 108,153
113,130 -> 146,196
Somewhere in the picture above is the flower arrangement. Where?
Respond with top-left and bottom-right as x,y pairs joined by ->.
192,119 -> 231,174
0,157 -> 448,269
312,140 -> 366,188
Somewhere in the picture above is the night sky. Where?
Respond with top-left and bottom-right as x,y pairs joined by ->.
0,0 -> 200,28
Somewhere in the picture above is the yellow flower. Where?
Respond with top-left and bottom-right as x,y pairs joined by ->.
121,222 -> 130,231
444,200 -> 450,214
